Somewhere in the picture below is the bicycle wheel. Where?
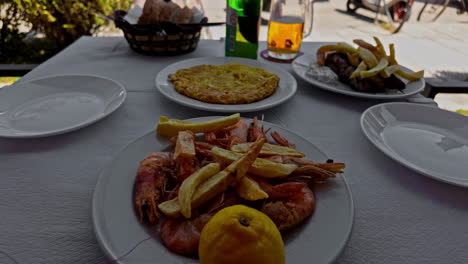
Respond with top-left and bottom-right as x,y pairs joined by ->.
384,0 -> 413,34
416,0 -> 450,22
347,0 -> 359,13
456,0 -> 467,14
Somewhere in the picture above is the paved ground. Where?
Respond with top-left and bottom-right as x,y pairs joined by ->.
201,0 -> 468,77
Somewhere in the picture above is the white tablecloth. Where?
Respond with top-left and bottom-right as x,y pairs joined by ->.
0,37 -> 467,264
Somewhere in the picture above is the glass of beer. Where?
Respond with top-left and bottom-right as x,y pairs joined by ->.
267,0 -> 314,60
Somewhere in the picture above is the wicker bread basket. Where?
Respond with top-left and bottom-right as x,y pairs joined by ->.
113,10 -> 205,56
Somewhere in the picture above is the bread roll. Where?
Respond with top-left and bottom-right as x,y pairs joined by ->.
138,0 -> 194,24
160,1 -> 181,22
170,6 -> 194,24
138,0 -> 162,24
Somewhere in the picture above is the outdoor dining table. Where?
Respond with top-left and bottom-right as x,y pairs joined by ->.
0,37 -> 467,264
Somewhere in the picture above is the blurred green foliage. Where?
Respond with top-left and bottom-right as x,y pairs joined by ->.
0,0 -> 27,63
0,77 -> 21,83
13,0 -> 131,49
1,0 -> 130,63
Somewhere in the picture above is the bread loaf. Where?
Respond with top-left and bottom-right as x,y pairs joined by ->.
160,1 -> 180,22
137,0 -> 194,24
138,0 -> 163,24
170,6 -> 193,23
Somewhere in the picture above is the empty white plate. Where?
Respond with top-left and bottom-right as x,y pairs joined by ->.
361,102 -> 468,187
0,75 -> 126,138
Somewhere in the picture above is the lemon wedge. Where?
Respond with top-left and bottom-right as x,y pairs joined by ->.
156,113 -> 240,137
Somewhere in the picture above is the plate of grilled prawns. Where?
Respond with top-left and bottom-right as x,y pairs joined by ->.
92,114 -> 354,264
293,37 -> 425,99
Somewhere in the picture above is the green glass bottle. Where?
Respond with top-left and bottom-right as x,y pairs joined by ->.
226,0 -> 262,59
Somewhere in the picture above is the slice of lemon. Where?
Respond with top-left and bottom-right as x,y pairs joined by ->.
156,113 -> 240,137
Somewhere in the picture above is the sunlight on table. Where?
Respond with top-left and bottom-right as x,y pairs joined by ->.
434,93 -> 468,115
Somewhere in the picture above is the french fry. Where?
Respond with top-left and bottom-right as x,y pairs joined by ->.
388,44 -> 398,65
380,65 -> 400,78
395,69 -> 424,82
336,43 -> 357,53
358,58 -> 389,78
353,39 -> 374,50
235,176 -> 269,201
353,39 -> 378,54
178,163 -> 221,218
316,37 -> 425,85
316,44 -> 357,66
350,61 -> 368,79
157,113 -> 240,137
373,37 -> 387,59
358,47 -> 378,68
346,52 -> 361,67
159,171 -> 230,217
232,139 -> 265,182
211,147 -> 298,178
159,138 -> 265,217
174,131 -> 196,160
231,142 -> 305,157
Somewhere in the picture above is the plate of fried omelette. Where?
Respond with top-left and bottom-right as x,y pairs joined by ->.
155,57 -> 297,112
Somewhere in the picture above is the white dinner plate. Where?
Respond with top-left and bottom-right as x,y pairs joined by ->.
155,57 -> 297,112
0,75 -> 126,138
361,102 -> 468,187
92,117 -> 354,264
292,52 -> 425,99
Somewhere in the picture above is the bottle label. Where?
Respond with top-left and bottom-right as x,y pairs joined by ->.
226,7 -> 237,53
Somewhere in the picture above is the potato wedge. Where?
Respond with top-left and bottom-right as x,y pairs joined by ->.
388,44 -> 398,65
350,61 -> 368,79
373,37 -> 387,59
174,131 -> 196,160
231,142 -> 305,157
380,65 -> 400,78
178,163 -> 220,218
159,170 -> 231,217
159,138 -> 265,217
395,69 -> 424,82
316,43 -> 357,66
235,176 -> 269,201
358,47 -> 378,68
346,52 -> 361,67
157,113 -> 240,137
359,58 -> 389,78
353,39 -> 379,56
226,138 -> 265,182
211,147 -> 298,178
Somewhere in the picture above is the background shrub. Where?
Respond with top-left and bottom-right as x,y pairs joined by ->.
0,0 -> 28,63
11,0 -> 131,51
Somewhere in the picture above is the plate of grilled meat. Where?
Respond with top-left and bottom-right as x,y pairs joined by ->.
293,37 -> 425,99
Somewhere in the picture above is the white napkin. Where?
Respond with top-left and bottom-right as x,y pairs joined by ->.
123,5 -> 143,24
190,6 -> 204,23
305,62 -> 342,86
